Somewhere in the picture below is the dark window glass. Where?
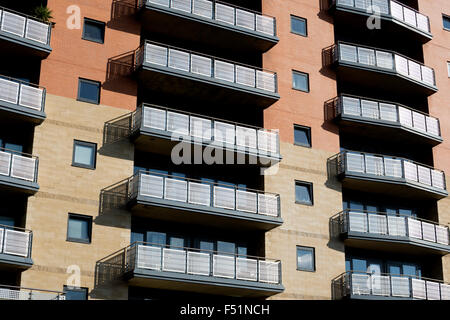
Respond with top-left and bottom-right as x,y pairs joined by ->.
198,240 -> 214,252
131,231 -> 144,243
63,286 -> 88,300
291,16 -> 307,36
169,235 -> 185,248
217,241 -> 236,255
292,71 -> 309,92
295,181 -> 313,205
72,140 -> 97,169
77,79 -> 101,104
147,231 -> 166,246
294,125 -> 311,147
297,246 -> 315,271
443,15 -> 450,31
67,214 -> 92,243
352,258 -> 367,273
4,143 -> 23,153
0,216 -> 14,227
82,19 -> 105,43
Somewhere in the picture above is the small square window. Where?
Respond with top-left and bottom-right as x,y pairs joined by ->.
297,246 -> 315,272
63,286 -> 88,300
291,15 -> 307,36
77,78 -> 101,104
67,213 -> 92,244
443,15 -> 450,31
82,18 -> 105,44
295,181 -> 313,205
72,140 -> 97,169
294,125 -> 311,147
292,71 -> 309,92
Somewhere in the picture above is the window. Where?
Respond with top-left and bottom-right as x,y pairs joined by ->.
67,213 -> 92,243
447,61 -> 450,77
82,18 -> 105,43
63,286 -> 88,300
72,140 -> 97,169
297,246 -> 315,271
294,125 -> 311,147
77,78 -> 101,104
292,71 -> 309,92
295,181 -> 313,205
291,15 -> 307,36
444,15 -> 450,31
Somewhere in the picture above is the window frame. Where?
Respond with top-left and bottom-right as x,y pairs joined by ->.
296,246 -> 316,272
290,15 -> 308,37
66,213 -> 93,244
293,124 -> 312,148
77,78 -> 101,105
295,180 -> 314,206
63,285 -> 89,300
82,18 -> 106,44
447,61 -> 450,77
292,70 -> 310,92
443,14 -> 450,31
72,140 -> 97,170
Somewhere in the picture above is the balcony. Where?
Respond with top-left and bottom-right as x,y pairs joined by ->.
96,242 -> 283,298
331,151 -> 448,200
326,42 -> 437,96
0,148 -> 39,194
329,0 -> 432,43
328,95 -> 442,146
134,41 -> 279,108
332,210 -> 450,255
137,0 -> 278,52
121,171 -> 282,230
0,284 -> 65,300
0,7 -> 52,58
0,225 -> 33,270
332,271 -> 450,300
121,103 -> 281,165
0,75 -> 46,124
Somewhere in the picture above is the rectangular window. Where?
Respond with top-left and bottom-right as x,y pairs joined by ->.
295,181 -> 313,205
63,286 -> 88,300
82,18 -> 105,43
72,140 -> 97,169
447,61 -> 450,77
77,78 -> 101,104
292,71 -> 309,92
297,246 -> 315,271
291,15 -> 307,36
444,15 -> 450,31
294,125 -> 311,147
67,214 -> 92,244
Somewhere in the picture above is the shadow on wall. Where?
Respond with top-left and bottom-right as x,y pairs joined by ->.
99,112 -> 134,161
103,50 -> 137,96
95,178 -> 131,227
324,154 -> 342,193
318,0 -> 335,23
107,0 -> 140,34
320,45 -> 337,80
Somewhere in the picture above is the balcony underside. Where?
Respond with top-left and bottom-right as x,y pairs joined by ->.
136,64 -> 280,109
0,253 -> 33,271
330,6 -> 432,44
139,5 -> 278,53
0,175 -> 39,195
131,129 -> 281,167
334,64 -> 437,98
128,195 -> 283,231
0,101 -> 45,125
342,232 -> 450,256
338,172 -> 448,200
124,268 -> 284,298
0,32 -> 51,59
336,116 -> 442,146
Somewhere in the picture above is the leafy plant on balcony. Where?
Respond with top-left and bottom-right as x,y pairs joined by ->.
33,4 -> 53,24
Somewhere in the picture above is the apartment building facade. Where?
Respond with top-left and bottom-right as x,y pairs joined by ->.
0,0 -> 448,300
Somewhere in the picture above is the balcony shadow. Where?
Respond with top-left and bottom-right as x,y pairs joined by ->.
317,0 -> 334,23
324,154 -> 342,193
319,45 -> 337,80
95,179 -> 130,228
103,51 -> 137,96
107,0 -> 141,35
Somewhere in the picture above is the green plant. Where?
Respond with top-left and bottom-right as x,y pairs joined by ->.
33,4 -> 53,23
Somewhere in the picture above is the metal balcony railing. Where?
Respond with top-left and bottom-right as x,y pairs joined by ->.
132,104 -> 280,156
333,209 -> 450,246
0,6 -> 51,45
98,242 -> 281,285
333,271 -> 450,300
0,224 -> 33,259
0,284 -> 65,300
135,40 -> 278,93
335,151 -> 447,192
0,147 -> 39,183
128,170 -> 281,218
0,75 -> 46,112
141,0 -> 277,36
331,42 -> 436,88
332,0 -> 431,34
331,95 -> 441,138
